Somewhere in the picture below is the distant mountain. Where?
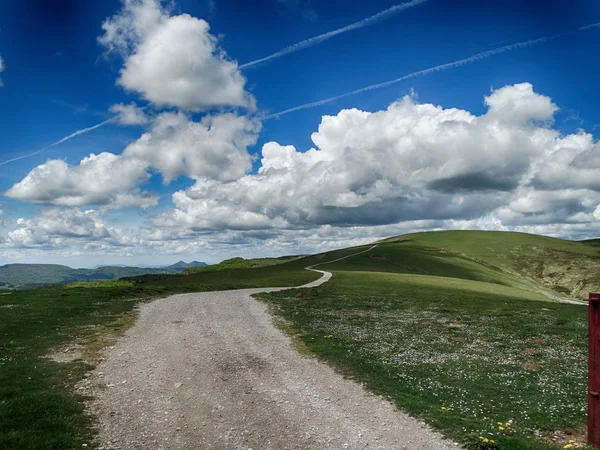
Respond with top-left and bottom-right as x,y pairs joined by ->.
167,261 -> 208,270
90,264 -> 128,269
0,261 -> 204,290
0,264 -> 77,290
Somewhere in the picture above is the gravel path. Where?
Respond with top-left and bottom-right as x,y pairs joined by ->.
83,257 -> 460,450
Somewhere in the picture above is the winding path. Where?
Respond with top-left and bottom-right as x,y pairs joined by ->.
83,246 -> 459,449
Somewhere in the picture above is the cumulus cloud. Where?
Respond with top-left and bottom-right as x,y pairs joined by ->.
4,153 -> 156,209
2,206 -> 403,262
6,83 -> 600,262
109,102 -> 150,125
484,82 -> 558,124
99,0 -> 254,111
154,83 -> 600,237
5,112 -> 261,205
6,209 -> 122,249
123,111 -> 261,183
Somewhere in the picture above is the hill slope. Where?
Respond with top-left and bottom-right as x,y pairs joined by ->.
259,230 -> 595,449
294,230 -> 600,300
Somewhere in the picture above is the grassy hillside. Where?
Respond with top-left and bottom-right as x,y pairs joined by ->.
259,270 -> 588,450
258,231 -> 599,449
184,255 -> 301,274
2,230 -> 596,450
0,263 -> 319,449
582,238 -> 600,247
0,264 -> 77,289
296,231 -> 600,299
128,259 -> 317,292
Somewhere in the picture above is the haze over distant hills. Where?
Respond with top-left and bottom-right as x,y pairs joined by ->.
167,261 -> 208,270
0,261 -> 207,290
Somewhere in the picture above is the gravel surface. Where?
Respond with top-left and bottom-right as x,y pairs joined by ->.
82,268 -> 460,450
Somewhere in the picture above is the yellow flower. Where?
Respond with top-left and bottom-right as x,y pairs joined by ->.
564,445 -> 573,449
483,438 -> 489,443
497,422 -> 503,426
498,426 -> 505,431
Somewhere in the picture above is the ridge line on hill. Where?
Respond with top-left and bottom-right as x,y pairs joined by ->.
306,244 -> 378,270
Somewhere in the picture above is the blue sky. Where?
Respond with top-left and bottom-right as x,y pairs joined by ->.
1,0 -> 600,267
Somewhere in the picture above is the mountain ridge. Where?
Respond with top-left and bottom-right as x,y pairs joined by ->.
0,261 -> 207,290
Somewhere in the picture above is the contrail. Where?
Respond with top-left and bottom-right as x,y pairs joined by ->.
266,22 -> 600,119
0,117 -> 116,167
240,0 -> 428,69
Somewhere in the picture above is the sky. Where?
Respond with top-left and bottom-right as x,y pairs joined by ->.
1,0 -> 600,267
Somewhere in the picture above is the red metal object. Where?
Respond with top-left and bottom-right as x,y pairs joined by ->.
589,293 -> 600,448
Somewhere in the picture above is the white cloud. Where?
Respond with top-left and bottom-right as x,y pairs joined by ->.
4,153 -> 156,209
109,102 -> 150,125
155,83 -> 600,236
5,83 -> 600,264
2,206 -> 429,264
123,111 -> 261,183
6,209 -> 121,249
5,112 -> 260,205
0,55 -> 4,86
484,82 -> 558,124
99,0 -> 254,111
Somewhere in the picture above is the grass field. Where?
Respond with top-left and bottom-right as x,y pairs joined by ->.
255,230 -> 600,449
1,229 -> 597,449
0,265 -> 319,449
297,231 -> 600,299
259,270 -> 589,450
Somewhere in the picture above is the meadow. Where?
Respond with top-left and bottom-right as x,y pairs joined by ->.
259,271 -> 589,449
0,264 -> 319,449
1,230 -> 598,449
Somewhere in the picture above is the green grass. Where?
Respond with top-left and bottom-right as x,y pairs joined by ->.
308,243 -> 525,288
136,260 -> 317,291
2,229 -> 597,449
294,231 -> 600,299
62,280 -> 135,289
184,255 -> 301,273
582,239 -> 600,248
389,231 -> 600,299
258,270 -> 589,450
0,263 -> 319,449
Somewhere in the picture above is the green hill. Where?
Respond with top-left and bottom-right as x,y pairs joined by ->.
2,229 -> 597,450
0,264 -> 78,290
259,230 -> 597,449
295,230 -> 600,299
184,255 -> 301,274
582,238 -> 600,247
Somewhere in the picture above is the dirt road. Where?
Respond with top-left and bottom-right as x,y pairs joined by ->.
84,260 -> 459,449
